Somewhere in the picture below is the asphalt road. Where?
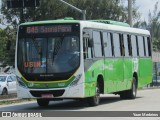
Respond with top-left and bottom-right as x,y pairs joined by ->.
0,89 -> 160,111
0,89 -> 160,120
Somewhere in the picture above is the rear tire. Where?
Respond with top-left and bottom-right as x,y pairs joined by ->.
127,77 -> 137,99
37,99 -> 49,106
88,83 -> 100,106
2,88 -> 8,95
120,77 -> 137,99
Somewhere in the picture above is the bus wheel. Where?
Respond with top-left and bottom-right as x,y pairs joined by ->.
88,83 -> 100,106
120,77 -> 137,99
37,99 -> 49,106
127,77 -> 137,99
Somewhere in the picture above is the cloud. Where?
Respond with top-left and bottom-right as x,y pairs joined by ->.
136,0 -> 160,21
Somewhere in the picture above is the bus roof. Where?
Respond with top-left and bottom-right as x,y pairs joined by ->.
20,18 -> 150,36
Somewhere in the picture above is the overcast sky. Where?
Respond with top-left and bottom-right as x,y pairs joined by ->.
135,0 -> 160,21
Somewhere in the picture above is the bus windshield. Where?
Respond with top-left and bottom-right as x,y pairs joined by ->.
17,35 -> 80,81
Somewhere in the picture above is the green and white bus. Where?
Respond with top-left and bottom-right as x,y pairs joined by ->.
15,18 -> 152,106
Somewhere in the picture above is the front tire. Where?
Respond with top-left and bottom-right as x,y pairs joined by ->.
2,88 -> 8,95
37,99 -> 49,106
88,83 -> 100,106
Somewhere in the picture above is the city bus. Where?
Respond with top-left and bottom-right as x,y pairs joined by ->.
15,18 -> 152,106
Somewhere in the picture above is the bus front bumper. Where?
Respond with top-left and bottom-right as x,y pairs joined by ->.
16,83 -> 84,99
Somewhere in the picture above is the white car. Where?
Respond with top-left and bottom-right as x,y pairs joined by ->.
0,74 -> 17,95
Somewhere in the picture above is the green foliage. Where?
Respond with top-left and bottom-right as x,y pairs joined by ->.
148,2 -> 160,51
2,0 -> 139,22
0,28 -> 16,66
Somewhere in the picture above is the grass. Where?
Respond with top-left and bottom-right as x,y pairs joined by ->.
0,98 -> 36,105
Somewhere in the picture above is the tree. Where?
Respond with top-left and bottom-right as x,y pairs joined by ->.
0,27 -> 16,66
147,2 -> 160,51
1,0 -> 140,22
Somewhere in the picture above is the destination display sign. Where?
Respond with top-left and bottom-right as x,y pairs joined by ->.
25,25 -> 72,34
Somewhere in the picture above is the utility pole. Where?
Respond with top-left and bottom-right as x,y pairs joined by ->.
59,0 -> 86,20
128,0 -> 132,27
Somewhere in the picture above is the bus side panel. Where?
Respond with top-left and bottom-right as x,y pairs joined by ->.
84,60 -> 104,97
123,58 -> 133,90
138,58 -> 152,87
104,59 -> 124,93
104,59 -> 115,93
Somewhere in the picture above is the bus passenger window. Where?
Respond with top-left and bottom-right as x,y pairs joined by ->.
136,36 -> 139,56
83,38 -> 92,59
147,37 -> 152,56
113,33 -> 121,57
127,35 -> 132,56
103,32 -> 112,57
138,36 -> 145,57
144,37 -> 149,56
123,34 -> 129,57
110,33 -> 114,57
131,35 -> 138,57
119,34 -> 125,56
93,31 -> 103,57
143,37 -> 146,56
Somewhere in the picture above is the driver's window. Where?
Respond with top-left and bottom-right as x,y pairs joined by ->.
83,38 -> 92,59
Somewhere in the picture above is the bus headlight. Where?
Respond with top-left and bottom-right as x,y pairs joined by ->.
70,74 -> 82,87
17,76 -> 27,88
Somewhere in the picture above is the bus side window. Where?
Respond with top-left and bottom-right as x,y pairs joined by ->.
136,36 -> 139,56
143,37 -> 146,56
113,33 -> 121,57
131,35 -> 138,57
110,33 -> 114,57
103,32 -> 112,57
147,37 -> 152,56
123,34 -> 129,57
83,38 -> 93,59
119,34 -> 125,56
144,37 -> 149,56
138,36 -> 145,57
93,31 -> 103,57
127,35 -> 132,56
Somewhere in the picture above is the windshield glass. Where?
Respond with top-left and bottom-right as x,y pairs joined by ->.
0,76 -> 6,82
17,24 -> 80,81
18,36 -> 80,74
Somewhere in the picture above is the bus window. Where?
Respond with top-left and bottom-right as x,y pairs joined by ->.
143,37 -> 146,56
119,34 -> 125,56
113,33 -> 121,57
138,36 -> 145,57
144,37 -> 149,56
123,34 -> 129,57
127,35 -> 132,56
83,38 -> 93,59
136,36 -> 139,56
103,32 -> 112,57
131,35 -> 137,57
93,31 -> 102,57
110,33 -> 114,56
147,37 -> 152,56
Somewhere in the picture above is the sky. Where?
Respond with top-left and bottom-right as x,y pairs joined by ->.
135,0 -> 160,21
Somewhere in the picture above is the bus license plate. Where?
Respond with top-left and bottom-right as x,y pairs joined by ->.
42,94 -> 54,98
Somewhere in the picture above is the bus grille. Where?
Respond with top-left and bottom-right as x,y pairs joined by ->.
30,90 -> 65,97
